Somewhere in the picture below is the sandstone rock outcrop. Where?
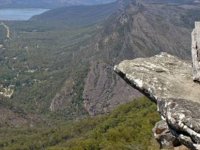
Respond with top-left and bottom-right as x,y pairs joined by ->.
192,22 -> 200,82
114,52 -> 200,150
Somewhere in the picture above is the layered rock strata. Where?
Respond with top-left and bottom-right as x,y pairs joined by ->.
114,52 -> 200,150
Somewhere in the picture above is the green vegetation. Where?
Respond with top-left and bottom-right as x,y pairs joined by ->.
0,25 -> 7,42
0,1 -> 197,149
0,1 -> 119,124
0,20 -> 99,118
0,97 -> 160,150
0,0 -> 197,122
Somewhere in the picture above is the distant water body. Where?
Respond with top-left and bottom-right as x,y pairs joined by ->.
0,8 -> 49,21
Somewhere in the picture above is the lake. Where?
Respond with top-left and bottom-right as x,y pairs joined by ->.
0,8 -> 49,21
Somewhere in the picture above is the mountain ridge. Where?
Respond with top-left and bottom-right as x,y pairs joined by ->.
31,2 -> 118,26
1,0 -> 200,123
0,1 -> 200,148
0,0 -> 116,8
26,0 -> 200,116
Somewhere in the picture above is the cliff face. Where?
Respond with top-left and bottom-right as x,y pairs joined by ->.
114,52 -> 200,149
83,61 -> 141,115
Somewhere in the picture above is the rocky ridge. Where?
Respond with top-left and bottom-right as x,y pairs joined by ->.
114,52 -> 200,149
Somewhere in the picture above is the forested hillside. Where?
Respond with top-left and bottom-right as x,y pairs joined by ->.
0,0 -> 200,149
0,97 -> 160,150
31,3 -> 118,26
1,0 -> 200,122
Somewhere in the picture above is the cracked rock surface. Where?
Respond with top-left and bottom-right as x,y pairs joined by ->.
114,52 -> 200,150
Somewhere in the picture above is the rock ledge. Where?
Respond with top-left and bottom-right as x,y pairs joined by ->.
114,52 -> 200,150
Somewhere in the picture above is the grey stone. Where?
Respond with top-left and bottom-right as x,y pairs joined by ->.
153,120 -> 180,149
114,52 -> 200,150
192,22 -> 200,82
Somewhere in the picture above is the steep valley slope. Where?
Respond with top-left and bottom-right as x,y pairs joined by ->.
33,0 -> 200,116
81,0 -> 200,115
45,0 -> 198,116
1,0 -> 200,126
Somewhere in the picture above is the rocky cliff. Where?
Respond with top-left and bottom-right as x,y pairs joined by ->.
114,52 -> 200,149
83,61 -> 141,115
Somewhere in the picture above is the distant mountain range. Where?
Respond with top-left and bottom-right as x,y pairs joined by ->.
0,0 -> 116,8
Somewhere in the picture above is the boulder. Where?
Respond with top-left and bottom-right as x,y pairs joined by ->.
153,120 -> 180,149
